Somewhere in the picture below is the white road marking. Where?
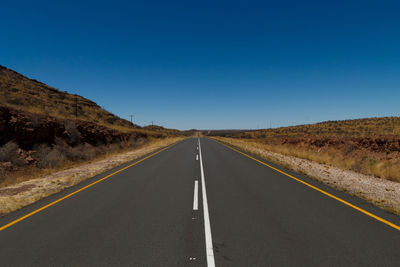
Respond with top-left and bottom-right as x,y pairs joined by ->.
196,154 -> 199,160
198,138 -> 216,267
193,180 -> 199,210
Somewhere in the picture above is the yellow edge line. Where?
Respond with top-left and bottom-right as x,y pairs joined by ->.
215,139 -> 400,231
0,142 -> 179,232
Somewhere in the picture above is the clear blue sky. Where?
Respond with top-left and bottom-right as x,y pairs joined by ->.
1,0 -> 399,130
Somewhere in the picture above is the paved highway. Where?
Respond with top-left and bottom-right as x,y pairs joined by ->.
0,138 -> 399,266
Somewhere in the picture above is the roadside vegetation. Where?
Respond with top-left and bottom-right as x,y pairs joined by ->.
207,118 -> 400,182
0,136 -> 185,214
0,135 -> 142,187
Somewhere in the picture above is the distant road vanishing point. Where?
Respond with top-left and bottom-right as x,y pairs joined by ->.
0,138 -> 399,266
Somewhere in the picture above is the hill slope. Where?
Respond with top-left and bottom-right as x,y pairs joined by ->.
0,65 -> 135,131
206,117 -> 400,139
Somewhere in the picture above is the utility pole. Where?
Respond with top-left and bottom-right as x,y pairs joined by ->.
129,115 -> 134,125
392,117 -> 395,135
75,96 -> 78,120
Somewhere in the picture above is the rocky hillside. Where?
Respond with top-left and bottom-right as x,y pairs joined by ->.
0,106 -> 161,150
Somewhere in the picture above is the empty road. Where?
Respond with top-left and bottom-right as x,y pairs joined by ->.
0,138 -> 399,266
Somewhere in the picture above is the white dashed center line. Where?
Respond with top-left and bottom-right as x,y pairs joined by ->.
193,180 -> 199,210
198,138 -> 216,267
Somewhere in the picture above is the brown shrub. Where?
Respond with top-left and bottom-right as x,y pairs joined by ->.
0,142 -> 18,162
65,146 -> 83,161
107,143 -> 121,153
34,144 -> 65,168
127,137 -> 146,148
53,139 -> 98,162
43,149 -> 66,168
0,166 -> 5,183
82,143 -> 97,160
69,144 -> 97,161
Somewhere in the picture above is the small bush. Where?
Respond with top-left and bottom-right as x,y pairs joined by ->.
127,137 -> 146,148
34,144 -> 51,168
107,143 -> 121,153
44,149 -> 66,168
57,141 -> 97,162
0,142 -> 18,162
82,143 -> 96,160
66,144 -> 92,161
66,146 -> 83,161
35,144 -> 65,168
0,166 -> 6,183
34,143 -> 51,157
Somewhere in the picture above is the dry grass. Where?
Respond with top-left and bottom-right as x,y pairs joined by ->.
210,117 -> 400,138
265,143 -> 400,182
0,137 -> 185,214
212,137 -> 400,182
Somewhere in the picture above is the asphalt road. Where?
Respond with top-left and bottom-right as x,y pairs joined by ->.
0,137 -> 399,266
